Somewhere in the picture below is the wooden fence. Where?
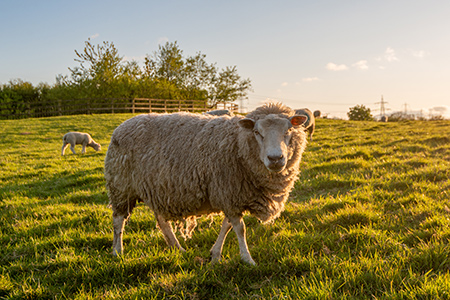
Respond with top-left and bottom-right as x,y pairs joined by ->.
0,98 -> 239,120
131,98 -> 207,114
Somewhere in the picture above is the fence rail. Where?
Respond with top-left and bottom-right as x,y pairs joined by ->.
131,98 -> 208,114
0,98 -> 238,120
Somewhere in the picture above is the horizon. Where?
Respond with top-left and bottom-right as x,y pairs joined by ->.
1,0 -> 449,119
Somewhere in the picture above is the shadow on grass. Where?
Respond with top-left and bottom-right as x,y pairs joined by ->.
0,167 -> 107,204
11,252 -> 318,299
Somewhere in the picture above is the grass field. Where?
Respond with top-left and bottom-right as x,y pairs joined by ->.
1,113 -> 449,299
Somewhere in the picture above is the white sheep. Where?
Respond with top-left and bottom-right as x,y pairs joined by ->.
295,108 -> 315,141
104,102 -> 308,265
203,109 -> 234,116
313,110 -> 321,118
61,132 -> 101,155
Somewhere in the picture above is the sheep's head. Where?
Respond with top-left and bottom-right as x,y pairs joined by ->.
238,114 -> 307,173
92,142 -> 102,151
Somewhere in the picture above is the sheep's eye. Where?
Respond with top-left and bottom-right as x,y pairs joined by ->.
254,130 -> 263,138
285,129 -> 292,137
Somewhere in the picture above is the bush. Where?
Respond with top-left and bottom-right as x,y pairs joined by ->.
347,104 -> 373,121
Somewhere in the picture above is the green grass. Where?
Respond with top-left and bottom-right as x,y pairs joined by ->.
1,114 -> 450,299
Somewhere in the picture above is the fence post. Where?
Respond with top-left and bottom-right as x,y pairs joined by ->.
58,100 -> 62,116
27,102 -> 31,118
132,98 -> 135,114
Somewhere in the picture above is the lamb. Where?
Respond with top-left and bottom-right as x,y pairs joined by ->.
295,108 -> 315,141
61,132 -> 101,155
104,102 -> 308,265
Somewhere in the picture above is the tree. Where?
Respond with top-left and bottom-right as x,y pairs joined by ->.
52,39 -> 251,107
70,39 -> 123,83
67,39 -> 126,98
208,66 -> 252,107
0,79 -> 41,116
144,41 -> 252,107
153,41 -> 185,83
347,104 -> 373,121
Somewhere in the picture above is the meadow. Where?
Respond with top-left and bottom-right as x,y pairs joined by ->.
0,113 -> 449,299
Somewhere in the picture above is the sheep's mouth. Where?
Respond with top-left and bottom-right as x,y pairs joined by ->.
266,161 -> 286,173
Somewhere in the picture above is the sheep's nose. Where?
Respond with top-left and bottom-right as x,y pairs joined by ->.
268,154 -> 284,163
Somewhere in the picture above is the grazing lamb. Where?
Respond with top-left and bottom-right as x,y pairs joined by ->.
104,102 -> 308,265
295,108 -> 315,141
203,109 -> 234,116
61,132 -> 101,155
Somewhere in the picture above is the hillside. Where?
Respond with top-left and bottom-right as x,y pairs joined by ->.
1,114 -> 449,299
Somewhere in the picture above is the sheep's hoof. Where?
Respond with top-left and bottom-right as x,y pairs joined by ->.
171,244 -> 186,252
210,256 -> 221,264
112,249 -> 122,256
245,259 -> 257,266
242,256 -> 257,266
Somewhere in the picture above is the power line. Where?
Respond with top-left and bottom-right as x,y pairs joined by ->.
248,93 -> 371,106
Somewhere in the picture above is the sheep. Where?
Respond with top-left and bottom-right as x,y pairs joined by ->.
61,132 -> 101,155
313,110 -> 321,118
295,108 -> 315,141
203,109 -> 234,116
104,102 -> 308,265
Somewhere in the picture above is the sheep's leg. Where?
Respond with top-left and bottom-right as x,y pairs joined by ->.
210,217 -> 232,262
61,143 -> 69,156
69,143 -> 76,154
112,197 -> 137,256
155,214 -> 185,252
81,143 -> 87,154
228,215 -> 256,265
112,212 -> 127,256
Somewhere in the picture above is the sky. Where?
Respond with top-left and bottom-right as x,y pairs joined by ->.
1,0 -> 449,119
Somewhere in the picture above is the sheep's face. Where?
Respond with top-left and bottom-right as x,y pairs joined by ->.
92,143 -> 102,151
239,114 -> 306,173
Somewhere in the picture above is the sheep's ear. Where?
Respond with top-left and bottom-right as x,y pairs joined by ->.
238,118 -> 255,129
290,115 -> 307,127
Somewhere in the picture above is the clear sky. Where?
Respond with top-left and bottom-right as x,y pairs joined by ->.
1,0 -> 449,118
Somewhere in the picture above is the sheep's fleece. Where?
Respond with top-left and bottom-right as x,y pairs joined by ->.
105,102 -> 308,265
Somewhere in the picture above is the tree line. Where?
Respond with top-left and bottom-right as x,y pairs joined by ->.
0,40 -> 252,117
347,104 -> 446,121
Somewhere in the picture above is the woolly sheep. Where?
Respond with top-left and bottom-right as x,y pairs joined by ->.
104,102 -> 308,265
295,108 -> 315,141
203,109 -> 234,116
61,132 -> 101,155
313,110 -> 321,118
